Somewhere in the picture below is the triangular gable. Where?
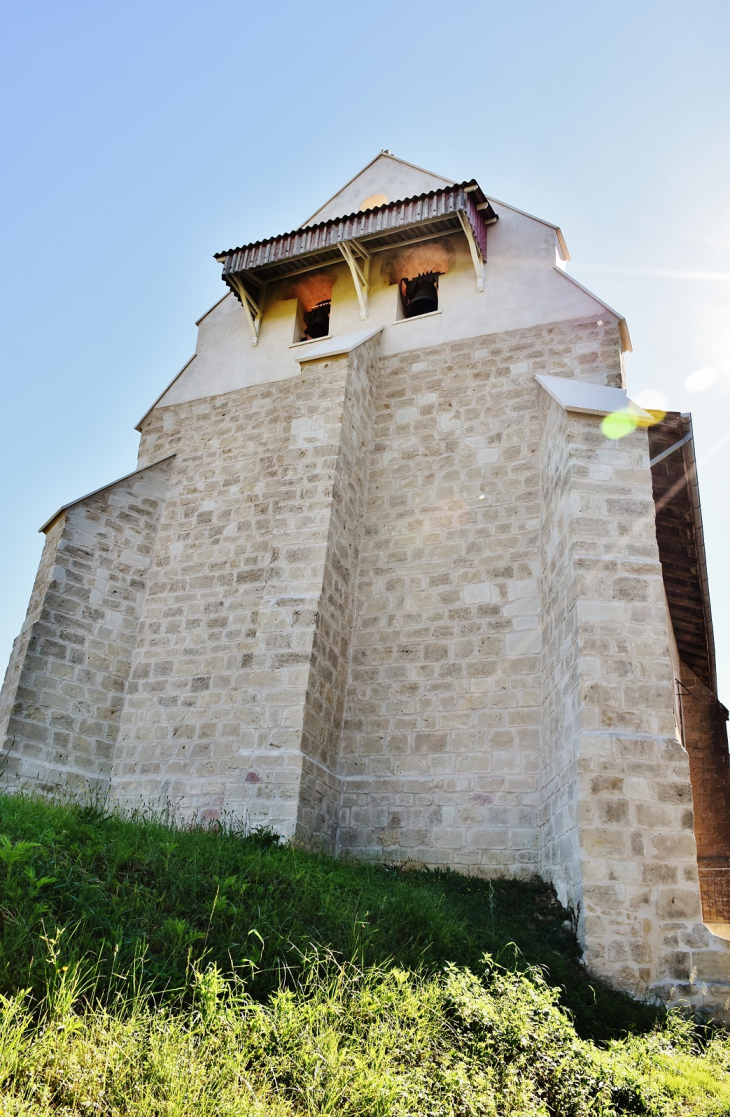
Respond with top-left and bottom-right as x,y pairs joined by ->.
302,151 -> 453,227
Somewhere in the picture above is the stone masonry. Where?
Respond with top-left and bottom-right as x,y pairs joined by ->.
0,459 -> 172,793
3,153 -> 730,1015
108,333 -> 380,838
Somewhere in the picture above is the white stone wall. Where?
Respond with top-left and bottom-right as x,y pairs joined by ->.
298,337 -> 379,845
112,335 -> 381,836
337,317 -> 623,875
153,208 -> 622,414
537,391 -> 730,1011
0,518 -> 64,780
3,308 -> 729,1014
0,460 -> 171,793
538,390 -> 584,907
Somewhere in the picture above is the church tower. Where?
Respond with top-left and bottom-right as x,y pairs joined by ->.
3,152 -> 730,1013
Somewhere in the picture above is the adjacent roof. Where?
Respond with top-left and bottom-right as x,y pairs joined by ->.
535,375 -> 649,419
215,181 -> 497,297
39,456 -> 176,534
292,325 -> 383,364
649,413 -> 717,693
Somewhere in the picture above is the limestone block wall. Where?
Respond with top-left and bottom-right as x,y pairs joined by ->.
4,302 -> 728,1011
538,392 -> 584,908
337,316 -> 622,874
112,338 -> 378,835
539,392 -> 730,1010
0,519 -> 64,782
0,459 -> 172,793
297,337 -> 379,845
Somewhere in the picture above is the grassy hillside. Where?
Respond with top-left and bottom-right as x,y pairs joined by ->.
0,794 -> 729,1114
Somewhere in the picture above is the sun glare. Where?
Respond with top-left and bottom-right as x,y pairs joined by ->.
601,410 -> 639,439
685,366 -> 719,393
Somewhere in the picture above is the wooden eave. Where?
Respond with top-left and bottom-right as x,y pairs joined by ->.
215,181 -> 496,297
649,412 -> 716,692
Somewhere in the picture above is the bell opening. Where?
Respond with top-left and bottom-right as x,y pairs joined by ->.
400,272 -> 439,319
301,299 -> 331,341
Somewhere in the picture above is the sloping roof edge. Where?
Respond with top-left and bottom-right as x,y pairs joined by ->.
134,355 -> 197,432
535,374 -> 651,419
486,196 -> 570,261
553,268 -> 632,353
300,151 -> 454,228
39,455 -> 176,534
195,292 -> 230,327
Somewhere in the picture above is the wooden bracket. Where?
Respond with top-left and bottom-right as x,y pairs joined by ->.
228,274 -> 264,346
457,211 -> 485,292
338,239 -> 371,320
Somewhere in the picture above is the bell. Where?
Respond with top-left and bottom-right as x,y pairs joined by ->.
401,272 -> 439,318
303,300 -> 331,339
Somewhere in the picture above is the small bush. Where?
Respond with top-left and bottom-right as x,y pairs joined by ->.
1,957 -> 730,1115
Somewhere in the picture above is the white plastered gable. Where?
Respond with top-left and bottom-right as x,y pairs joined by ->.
302,152 -> 453,226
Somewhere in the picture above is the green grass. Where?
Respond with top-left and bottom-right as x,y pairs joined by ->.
0,792 -> 653,1040
1,792 -> 730,1114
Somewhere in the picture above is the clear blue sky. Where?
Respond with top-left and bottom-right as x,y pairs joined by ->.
2,1 -> 729,694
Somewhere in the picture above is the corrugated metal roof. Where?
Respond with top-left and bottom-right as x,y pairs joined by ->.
215,181 -> 495,285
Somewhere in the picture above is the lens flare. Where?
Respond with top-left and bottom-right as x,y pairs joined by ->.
633,389 -> 668,412
631,389 -> 667,425
601,410 -> 639,440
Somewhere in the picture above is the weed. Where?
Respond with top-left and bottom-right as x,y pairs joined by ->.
0,793 -> 662,1038
0,793 -> 727,1114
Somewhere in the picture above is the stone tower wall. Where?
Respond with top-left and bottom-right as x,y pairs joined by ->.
0,519 -> 65,783
111,336 -> 380,834
3,311 -> 730,1013
337,317 -> 623,875
536,393 -> 730,1007
0,460 -> 171,793
297,338 -> 378,845
538,389 -> 584,908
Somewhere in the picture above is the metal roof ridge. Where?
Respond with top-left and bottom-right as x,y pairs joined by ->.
215,180 -> 483,260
